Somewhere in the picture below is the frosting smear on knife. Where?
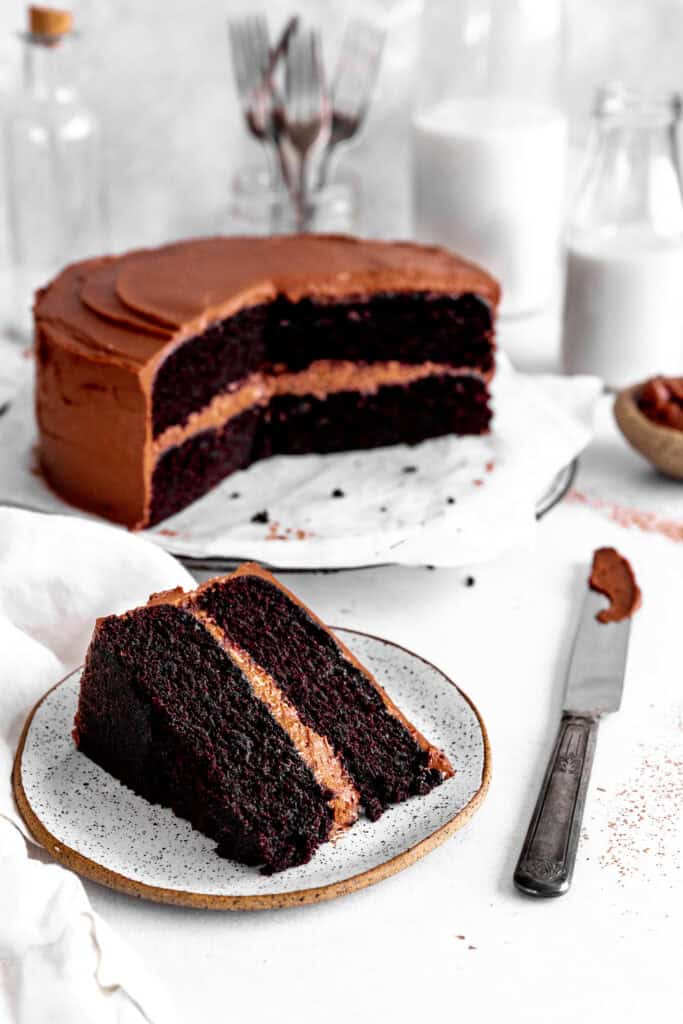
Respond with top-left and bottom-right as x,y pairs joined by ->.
589,546 -> 642,623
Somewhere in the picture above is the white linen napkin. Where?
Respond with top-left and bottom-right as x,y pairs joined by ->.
0,507 -> 194,1024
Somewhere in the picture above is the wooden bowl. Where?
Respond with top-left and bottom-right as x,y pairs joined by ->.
614,383 -> 683,480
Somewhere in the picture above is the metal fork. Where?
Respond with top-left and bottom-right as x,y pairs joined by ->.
228,15 -> 271,140
228,15 -> 297,183
277,29 -> 331,230
318,19 -> 385,187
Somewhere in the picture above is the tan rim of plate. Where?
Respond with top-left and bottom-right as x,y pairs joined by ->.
12,630 -> 492,911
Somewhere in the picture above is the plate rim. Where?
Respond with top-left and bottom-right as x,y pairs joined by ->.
13,627 -> 492,911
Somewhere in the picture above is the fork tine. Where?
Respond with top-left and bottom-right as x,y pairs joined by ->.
332,18 -> 384,118
287,29 -> 307,118
229,20 -> 254,98
252,15 -> 271,76
228,22 -> 248,99
311,31 -> 326,100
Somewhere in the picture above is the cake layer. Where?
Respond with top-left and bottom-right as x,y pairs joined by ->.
261,373 -> 492,457
148,373 -> 491,526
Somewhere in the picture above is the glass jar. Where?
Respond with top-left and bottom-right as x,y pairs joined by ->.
562,87 -> 683,388
412,0 -> 567,316
4,12 -> 106,341
228,164 -> 360,235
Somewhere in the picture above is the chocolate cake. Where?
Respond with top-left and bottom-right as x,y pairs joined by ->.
35,235 -> 499,528
73,564 -> 453,873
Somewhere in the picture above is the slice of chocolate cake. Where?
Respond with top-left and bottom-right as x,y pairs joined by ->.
73,564 -> 453,874
35,234 -> 499,528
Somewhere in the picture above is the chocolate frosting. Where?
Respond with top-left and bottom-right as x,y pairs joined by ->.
589,547 -> 642,623
35,234 -> 499,527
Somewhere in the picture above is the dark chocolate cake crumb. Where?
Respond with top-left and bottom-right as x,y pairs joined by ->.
426,565 -> 435,571
465,576 -> 476,587
331,488 -> 345,498
446,496 -> 455,505
379,506 -> 387,513
230,491 -> 241,499
251,510 -> 269,524
402,465 -> 418,474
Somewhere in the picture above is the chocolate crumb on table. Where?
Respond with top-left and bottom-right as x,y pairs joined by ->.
250,510 -> 269,524
230,492 -> 240,499
402,465 -> 418,474
465,576 -> 476,587
331,488 -> 345,498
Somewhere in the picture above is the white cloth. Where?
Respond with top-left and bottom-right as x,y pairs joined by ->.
0,508 -> 194,1024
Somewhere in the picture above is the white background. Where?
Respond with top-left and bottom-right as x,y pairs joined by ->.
2,0 -> 683,251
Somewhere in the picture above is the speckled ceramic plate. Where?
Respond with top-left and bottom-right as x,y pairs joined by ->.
13,628 -> 491,910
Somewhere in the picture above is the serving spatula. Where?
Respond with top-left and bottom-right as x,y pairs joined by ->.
514,586 -> 631,897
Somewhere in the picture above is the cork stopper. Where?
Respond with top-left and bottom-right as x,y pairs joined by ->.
28,6 -> 73,37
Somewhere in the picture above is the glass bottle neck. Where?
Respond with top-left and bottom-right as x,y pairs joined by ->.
22,35 -> 78,101
570,106 -> 683,241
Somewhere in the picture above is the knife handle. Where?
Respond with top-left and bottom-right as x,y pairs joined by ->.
514,712 -> 598,897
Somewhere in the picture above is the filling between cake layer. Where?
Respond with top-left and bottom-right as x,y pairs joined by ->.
151,359 -> 490,457
151,292 -> 495,438
193,573 -> 451,821
75,603 -> 344,872
183,601 -> 360,833
147,373 -> 492,526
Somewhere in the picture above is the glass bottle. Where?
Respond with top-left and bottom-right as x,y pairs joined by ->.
4,7 -> 106,340
228,164 -> 360,235
412,0 -> 567,316
562,87 -> 683,388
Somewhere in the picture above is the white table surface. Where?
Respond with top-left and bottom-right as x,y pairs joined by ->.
56,317 -> 680,1024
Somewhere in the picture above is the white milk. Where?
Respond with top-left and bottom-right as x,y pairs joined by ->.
412,97 -> 567,315
562,234 -> 683,388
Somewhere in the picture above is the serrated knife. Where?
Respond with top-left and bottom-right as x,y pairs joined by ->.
514,586 -> 632,897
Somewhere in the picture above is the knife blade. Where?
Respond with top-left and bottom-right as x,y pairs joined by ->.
564,588 -> 631,715
513,583 -> 632,897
